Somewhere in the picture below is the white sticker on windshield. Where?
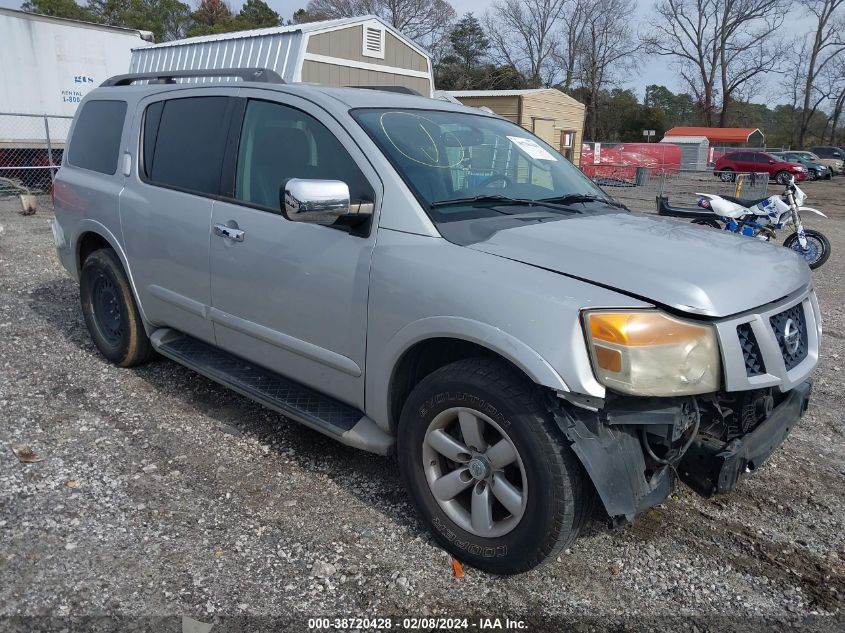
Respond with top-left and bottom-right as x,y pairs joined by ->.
507,136 -> 558,161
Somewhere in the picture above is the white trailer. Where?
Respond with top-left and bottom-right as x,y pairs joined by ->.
0,8 -> 150,188
0,8 -> 151,123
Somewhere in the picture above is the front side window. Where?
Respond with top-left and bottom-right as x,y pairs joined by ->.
143,96 -> 231,195
68,100 -> 127,174
353,109 -> 607,223
234,99 -> 373,211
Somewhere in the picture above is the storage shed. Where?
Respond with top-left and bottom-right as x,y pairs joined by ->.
664,127 -> 764,146
129,16 -> 433,96
444,89 -> 586,166
659,135 -> 709,169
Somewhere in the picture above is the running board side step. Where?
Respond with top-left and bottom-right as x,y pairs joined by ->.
150,329 -> 394,456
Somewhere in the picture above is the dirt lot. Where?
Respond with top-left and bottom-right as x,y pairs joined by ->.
1,178 -> 844,632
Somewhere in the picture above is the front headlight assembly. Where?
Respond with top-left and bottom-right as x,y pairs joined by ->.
583,309 -> 721,397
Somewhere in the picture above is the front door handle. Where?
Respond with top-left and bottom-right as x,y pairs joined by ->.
213,223 -> 245,242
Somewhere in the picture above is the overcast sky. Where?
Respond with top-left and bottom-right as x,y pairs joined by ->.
0,0 -> 775,102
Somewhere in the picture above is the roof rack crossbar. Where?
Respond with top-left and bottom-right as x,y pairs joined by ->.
101,68 -> 284,87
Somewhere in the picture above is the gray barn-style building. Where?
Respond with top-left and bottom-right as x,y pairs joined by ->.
129,16 -> 434,96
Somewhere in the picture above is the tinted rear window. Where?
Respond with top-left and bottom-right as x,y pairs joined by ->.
144,97 -> 231,195
67,100 -> 127,174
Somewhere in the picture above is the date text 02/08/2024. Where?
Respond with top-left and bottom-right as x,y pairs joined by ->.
306,616 -> 528,630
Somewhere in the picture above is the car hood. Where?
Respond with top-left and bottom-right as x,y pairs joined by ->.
466,211 -> 810,318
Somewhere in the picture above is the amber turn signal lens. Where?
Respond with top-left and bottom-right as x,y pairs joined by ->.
594,345 -> 622,372
588,311 -> 710,346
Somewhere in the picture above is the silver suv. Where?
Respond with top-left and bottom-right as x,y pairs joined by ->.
52,69 -> 820,574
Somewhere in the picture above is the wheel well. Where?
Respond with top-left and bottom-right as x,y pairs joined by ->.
77,232 -> 111,271
388,338 -> 529,430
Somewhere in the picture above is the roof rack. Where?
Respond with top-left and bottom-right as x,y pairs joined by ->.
351,85 -> 422,96
101,68 -> 284,87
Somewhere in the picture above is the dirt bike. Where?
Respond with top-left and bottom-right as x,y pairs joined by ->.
657,178 -> 831,269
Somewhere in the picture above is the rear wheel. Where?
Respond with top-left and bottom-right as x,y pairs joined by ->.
691,218 -> 722,229
784,229 -> 831,270
398,358 -> 591,574
80,248 -> 155,366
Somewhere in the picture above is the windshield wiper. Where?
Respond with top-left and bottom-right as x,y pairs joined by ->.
431,194 -> 581,214
539,193 -> 627,209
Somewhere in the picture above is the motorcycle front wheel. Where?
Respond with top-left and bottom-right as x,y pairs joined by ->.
784,229 -> 831,270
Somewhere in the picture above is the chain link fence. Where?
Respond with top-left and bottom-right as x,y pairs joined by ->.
0,113 -> 73,193
586,168 -> 770,213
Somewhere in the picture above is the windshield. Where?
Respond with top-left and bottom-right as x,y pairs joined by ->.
352,108 -> 611,223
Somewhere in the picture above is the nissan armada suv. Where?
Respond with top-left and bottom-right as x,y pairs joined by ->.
52,69 -> 820,574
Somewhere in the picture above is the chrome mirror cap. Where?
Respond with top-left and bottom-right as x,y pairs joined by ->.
281,178 -> 351,225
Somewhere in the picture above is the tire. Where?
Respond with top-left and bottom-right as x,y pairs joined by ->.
691,218 -> 722,229
719,169 -> 735,182
80,248 -> 155,366
397,358 -> 591,574
783,229 -> 831,270
809,169 -> 818,181
775,171 -> 792,185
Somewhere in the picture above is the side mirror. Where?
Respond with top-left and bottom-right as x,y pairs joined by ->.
281,179 -> 351,225
769,159 -> 775,164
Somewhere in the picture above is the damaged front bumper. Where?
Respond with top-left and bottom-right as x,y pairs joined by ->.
553,380 -> 812,526
679,380 -> 812,497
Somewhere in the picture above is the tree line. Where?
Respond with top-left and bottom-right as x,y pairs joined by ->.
21,0 -> 845,147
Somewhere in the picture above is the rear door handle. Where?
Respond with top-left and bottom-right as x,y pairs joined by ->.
213,224 -> 245,242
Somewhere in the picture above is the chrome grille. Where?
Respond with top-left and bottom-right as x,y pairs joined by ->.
769,304 -> 808,371
737,323 -> 765,376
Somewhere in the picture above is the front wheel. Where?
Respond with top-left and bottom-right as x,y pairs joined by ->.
784,229 -> 831,270
775,171 -> 792,185
719,169 -> 735,182
808,169 -> 818,181
397,358 -> 592,574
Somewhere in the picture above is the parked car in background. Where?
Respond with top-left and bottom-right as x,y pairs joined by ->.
714,151 -> 807,183
772,152 -> 832,180
790,151 -> 842,176
809,147 -> 844,174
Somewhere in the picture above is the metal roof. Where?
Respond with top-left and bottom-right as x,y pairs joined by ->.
445,89 -> 550,97
133,15 -> 408,51
659,135 -> 709,144
664,127 -> 762,143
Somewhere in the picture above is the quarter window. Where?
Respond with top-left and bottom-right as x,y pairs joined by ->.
143,96 -> 232,196
67,100 -> 127,174
234,100 -> 373,211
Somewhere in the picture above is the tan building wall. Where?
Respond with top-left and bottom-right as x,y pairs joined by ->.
520,90 -> 585,167
301,60 -> 431,95
307,26 -> 429,73
451,90 -> 585,166
452,95 -> 520,123
303,25 -> 431,94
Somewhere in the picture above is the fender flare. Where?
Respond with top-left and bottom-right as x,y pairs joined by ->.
367,316 -> 570,433
73,220 -> 154,333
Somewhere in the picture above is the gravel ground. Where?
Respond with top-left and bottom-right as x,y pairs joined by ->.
1,179 -> 844,632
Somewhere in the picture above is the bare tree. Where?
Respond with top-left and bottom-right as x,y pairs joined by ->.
305,0 -> 455,43
550,0 -> 590,91
717,0 -> 786,126
484,0 -> 570,88
577,0 -> 641,139
794,0 -> 845,146
647,0 -> 787,126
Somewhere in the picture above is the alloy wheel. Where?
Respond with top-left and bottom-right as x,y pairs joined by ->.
422,407 -> 527,538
